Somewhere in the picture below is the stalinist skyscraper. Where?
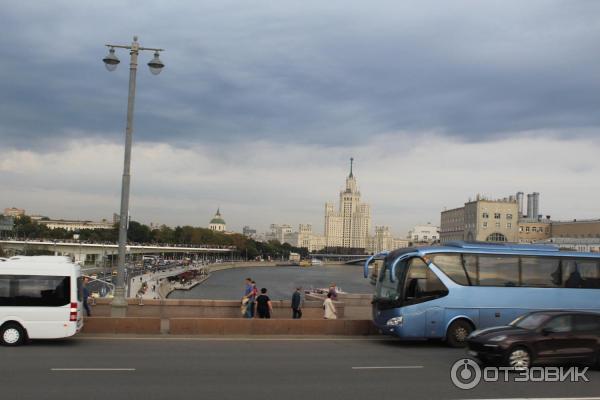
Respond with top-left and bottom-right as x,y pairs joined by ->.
324,158 -> 372,249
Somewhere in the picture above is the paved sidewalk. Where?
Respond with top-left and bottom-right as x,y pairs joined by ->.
128,265 -> 206,299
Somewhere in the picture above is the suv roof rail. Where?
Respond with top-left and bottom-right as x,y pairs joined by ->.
445,241 -> 560,252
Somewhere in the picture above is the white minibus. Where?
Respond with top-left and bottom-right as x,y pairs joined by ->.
0,256 -> 84,345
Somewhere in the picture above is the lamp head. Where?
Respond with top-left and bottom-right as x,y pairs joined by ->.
148,51 -> 164,75
102,47 -> 120,71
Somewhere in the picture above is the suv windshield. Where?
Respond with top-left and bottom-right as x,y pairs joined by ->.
511,313 -> 550,330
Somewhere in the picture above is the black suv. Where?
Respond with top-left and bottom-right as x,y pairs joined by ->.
467,310 -> 600,369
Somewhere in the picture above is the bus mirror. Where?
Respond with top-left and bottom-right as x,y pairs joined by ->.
364,251 -> 388,279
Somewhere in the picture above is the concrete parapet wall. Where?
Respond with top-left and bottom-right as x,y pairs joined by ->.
90,298 -> 345,319
80,317 -> 376,335
305,293 -> 373,319
81,317 -> 161,334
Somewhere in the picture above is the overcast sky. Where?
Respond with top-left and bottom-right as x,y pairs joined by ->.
1,1 -> 600,236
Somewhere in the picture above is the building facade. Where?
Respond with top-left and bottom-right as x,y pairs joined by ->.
265,224 -> 294,243
0,216 -> 14,236
324,159 -> 371,250
38,219 -> 114,231
3,208 -> 25,218
464,198 -> 519,242
518,220 -> 551,243
441,195 -> 520,243
550,220 -> 600,239
407,224 -> 440,243
439,207 -> 465,243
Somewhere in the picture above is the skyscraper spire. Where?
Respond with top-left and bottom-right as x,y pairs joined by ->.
349,157 -> 354,178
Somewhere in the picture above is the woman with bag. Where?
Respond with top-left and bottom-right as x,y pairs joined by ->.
323,292 -> 337,319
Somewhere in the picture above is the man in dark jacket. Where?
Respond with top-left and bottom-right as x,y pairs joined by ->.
291,287 -> 303,319
83,277 -> 91,317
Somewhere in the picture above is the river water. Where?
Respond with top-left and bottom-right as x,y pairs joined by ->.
167,264 -> 372,300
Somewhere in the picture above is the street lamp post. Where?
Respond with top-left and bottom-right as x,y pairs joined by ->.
103,36 -> 164,316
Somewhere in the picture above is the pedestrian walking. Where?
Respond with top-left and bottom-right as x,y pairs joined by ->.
291,287 -> 303,319
256,288 -> 273,319
83,277 -> 92,317
248,280 -> 258,318
323,292 -> 337,319
328,283 -> 338,301
242,278 -> 254,318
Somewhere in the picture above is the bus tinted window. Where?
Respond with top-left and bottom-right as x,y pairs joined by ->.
430,254 -> 470,285
478,255 -> 519,287
563,260 -> 600,289
463,255 -> 479,285
0,278 -> 9,299
521,257 -> 561,287
0,275 -> 71,307
404,258 -> 448,304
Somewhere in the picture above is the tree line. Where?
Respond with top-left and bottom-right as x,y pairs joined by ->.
5,216 -> 309,260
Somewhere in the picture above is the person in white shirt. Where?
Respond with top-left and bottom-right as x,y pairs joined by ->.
323,292 -> 337,319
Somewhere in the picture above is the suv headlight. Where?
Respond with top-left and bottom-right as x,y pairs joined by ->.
386,316 -> 403,326
489,335 -> 507,342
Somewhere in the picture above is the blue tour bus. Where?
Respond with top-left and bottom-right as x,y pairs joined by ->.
364,241 -> 600,346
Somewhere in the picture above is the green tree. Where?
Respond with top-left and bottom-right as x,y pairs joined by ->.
127,221 -> 152,243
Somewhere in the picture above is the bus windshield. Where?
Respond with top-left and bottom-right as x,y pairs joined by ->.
375,258 -> 405,304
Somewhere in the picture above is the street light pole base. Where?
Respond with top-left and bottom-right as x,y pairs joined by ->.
110,287 -> 128,317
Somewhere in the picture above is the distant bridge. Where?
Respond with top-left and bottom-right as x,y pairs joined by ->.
0,239 -> 235,266
308,254 -> 371,264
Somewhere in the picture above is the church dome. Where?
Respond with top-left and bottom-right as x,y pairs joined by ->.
209,208 -> 226,231
210,217 -> 226,225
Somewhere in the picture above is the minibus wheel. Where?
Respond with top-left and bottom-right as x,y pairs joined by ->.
1,322 -> 26,346
446,319 -> 473,348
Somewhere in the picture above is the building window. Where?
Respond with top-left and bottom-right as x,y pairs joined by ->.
519,226 -> 523,232
482,212 -> 489,219
506,214 -> 513,220
494,213 -> 501,219
495,222 -> 500,228
507,223 -> 512,229
486,233 -> 507,242
483,222 -> 488,228
532,227 -> 537,233
525,227 -> 530,233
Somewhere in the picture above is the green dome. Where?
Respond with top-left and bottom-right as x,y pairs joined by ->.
210,217 -> 226,225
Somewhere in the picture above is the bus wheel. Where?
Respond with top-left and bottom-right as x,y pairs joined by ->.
1,322 -> 26,346
446,320 -> 473,348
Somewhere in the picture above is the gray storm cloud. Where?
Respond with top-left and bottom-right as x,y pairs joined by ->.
1,1 -> 600,150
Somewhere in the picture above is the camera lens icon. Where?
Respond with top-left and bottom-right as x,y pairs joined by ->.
450,358 -> 482,390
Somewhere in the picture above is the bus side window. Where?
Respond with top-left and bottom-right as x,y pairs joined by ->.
521,257 -> 560,287
0,277 -> 10,306
478,255 -> 519,287
403,258 -> 448,304
430,254 -> 470,285
563,260 -> 600,289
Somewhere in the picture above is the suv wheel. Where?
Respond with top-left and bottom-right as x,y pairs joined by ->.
507,346 -> 531,370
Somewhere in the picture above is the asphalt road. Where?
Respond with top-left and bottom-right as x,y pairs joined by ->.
1,336 -> 598,400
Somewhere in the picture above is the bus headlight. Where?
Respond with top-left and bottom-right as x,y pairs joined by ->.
386,316 -> 403,327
